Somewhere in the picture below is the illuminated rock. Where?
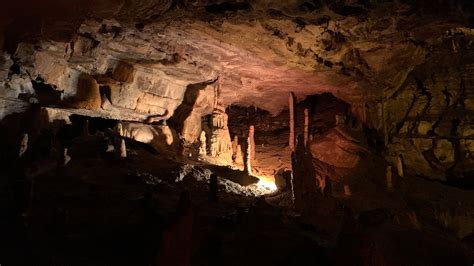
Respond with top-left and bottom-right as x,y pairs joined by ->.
18,133 -> 28,158
289,92 -> 295,151
120,139 -> 127,158
199,131 -> 207,156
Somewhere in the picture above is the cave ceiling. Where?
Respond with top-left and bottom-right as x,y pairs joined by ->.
1,0 -> 473,114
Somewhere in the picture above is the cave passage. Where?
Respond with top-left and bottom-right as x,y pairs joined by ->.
1,1 -> 474,265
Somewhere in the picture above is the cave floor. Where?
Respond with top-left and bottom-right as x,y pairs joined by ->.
3,134 -> 474,266
3,136 -> 329,266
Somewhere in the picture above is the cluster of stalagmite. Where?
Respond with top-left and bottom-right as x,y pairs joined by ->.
208,106 -> 233,163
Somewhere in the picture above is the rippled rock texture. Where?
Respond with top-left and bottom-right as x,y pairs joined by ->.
0,0 -> 473,181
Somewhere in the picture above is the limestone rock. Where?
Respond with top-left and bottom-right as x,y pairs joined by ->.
209,129 -> 233,164
434,139 -> 455,165
69,74 -> 101,110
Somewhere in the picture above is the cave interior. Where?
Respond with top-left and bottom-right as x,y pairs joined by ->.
1,0 -> 474,265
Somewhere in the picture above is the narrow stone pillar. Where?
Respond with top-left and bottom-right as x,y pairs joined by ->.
289,92 -> 295,151
244,137 -> 252,175
120,139 -> 127,158
199,131 -> 207,156
209,173 -> 218,202
249,125 -> 255,162
19,133 -> 28,158
63,148 -> 71,166
386,165 -> 393,191
304,108 -> 309,146
397,155 -> 404,177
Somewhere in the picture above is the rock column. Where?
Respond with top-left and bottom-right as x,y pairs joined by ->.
199,131 -> 207,156
289,92 -> 295,151
244,137 -> 252,175
249,125 -> 255,163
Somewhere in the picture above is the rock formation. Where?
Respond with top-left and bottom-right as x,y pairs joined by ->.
18,133 -> 28,158
120,139 -> 127,158
0,1 -> 474,264
244,137 -> 252,175
63,148 -> 71,166
289,92 -> 295,151
249,125 -> 255,163
208,106 -> 233,164
199,131 -> 207,157
397,155 -> 404,178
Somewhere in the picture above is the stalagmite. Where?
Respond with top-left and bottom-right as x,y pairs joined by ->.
19,133 -> 28,158
120,139 -> 127,158
63,148 -> 71,166
249,125 -> 255,162
386,165 -> 393,191
209,106 -> 233,163
344,184 -> 352,197
304,108 -> 309,146
289,92 -> 295,151
244,137 -> 252,175
397,154 -> 404,177
199,131 -> 207,156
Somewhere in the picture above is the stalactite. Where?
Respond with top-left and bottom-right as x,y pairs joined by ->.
304,108 -> 309,146
289,92 -> 295,151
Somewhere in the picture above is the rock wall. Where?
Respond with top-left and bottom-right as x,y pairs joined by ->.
382,34 -> 474,181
